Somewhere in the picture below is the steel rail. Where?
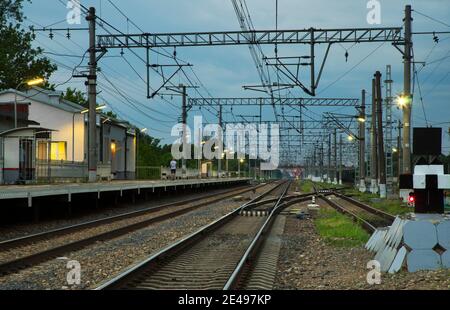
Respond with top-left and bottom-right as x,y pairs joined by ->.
0,182 -> 274,276
95,180 -> 291,290
0,183 -> 264,251
332,191 -> 396,222
223,181 -> 299,290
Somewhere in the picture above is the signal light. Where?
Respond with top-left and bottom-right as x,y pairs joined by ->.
408,192 -> 415,206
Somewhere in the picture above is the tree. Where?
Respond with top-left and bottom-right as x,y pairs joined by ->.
0,0 -> 57,91
63,87 -> 87,107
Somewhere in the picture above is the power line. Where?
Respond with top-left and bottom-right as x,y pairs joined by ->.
414,10 -> 450,29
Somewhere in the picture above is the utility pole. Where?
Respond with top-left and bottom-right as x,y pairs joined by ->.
328,133 -> 332,183
397,120 -> 403,180
218,105 -> 222,178
359,89 -> 366,192
313,146 -> 317,178
87,7 -> 97,183
370,79 -> 379,194
339,134 -> 343,185
166,84 -> 198,179
385,65 -> 394,193
375,71 -> 387,198
402,5 -> 413,174
182,84 -> 187,179
333,128 -> 337,184
320,142 -> 324,182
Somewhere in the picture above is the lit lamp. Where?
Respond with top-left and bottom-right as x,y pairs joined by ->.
238,158 -> 244,178
357,116 -> 366,123
14,77 -> 45,128
348,135 -> 354,142
396,95 -> 411,109
81,104 -> 107,114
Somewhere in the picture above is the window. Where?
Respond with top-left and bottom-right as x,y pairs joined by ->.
50,141 -> 67,161
37,141 -> 48,160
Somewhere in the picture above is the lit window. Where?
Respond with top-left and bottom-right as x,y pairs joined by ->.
50,142 -> 67,160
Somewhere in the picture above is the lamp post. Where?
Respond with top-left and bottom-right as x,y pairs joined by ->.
239,158 -> 244,178
14,78 -> 45,128
73,105 -> 106,163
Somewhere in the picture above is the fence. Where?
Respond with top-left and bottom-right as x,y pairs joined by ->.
36,160 -> 88,183
136,166 -> 162,180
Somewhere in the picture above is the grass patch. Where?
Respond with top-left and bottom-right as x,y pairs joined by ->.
314,208 -> 370,247
343,188 -> 411,215
298,180 -> 314,193
297,180 -> 341,193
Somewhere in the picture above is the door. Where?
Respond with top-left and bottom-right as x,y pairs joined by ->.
19,138 -> 34,181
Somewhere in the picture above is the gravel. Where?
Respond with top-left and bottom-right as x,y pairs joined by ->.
275,201 -> 450,290
0,184 -> 273,290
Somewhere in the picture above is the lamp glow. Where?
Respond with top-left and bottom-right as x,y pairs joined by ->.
26,78 -> 45,86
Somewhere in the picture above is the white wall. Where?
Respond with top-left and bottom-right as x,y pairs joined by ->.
28,99 -> 85,162
3,137 -> 19,168
126,135 -> 136,173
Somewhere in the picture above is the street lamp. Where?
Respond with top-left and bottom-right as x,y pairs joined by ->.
14,77 -> 45,128
396,94 -> 411,109
238,158 -> 244,178
81,104 -> 106,114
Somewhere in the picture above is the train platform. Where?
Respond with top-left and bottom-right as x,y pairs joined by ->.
0,178 -> 251,207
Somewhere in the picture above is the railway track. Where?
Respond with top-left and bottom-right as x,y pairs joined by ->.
0,181 -> 284,277
96,179 -> 313,290
317,189 -> 395,233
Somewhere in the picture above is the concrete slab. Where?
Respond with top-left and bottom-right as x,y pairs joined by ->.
388,246 -> 407,274
403,221 -> 438,250
407,249 -> 442,272
437,221 -> 450,250
441,251 -> 450,268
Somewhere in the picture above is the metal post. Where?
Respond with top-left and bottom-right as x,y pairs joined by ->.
359,89 -> 366,192
320,142 -> 324,182
370,79 -> 378,194
333,128 -> 337,184
313,147 -> 316,178
402,5 -> 412,174
376,71 -> 387,198
181,84 -> 187,179
327,133 -> 331,183
397,120 -> 402,181
87,7 -> 97,183
218,105 -> 222,178
339,134 -> 342,185
385,65 -> 394,192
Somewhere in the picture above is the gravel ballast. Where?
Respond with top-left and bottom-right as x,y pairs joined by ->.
275,201 -> 450,290
0,185 -> 271,289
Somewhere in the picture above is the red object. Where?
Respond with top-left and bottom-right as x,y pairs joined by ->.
408,194 -> 415,203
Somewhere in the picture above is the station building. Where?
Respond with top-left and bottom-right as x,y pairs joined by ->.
0,87 -> 136,184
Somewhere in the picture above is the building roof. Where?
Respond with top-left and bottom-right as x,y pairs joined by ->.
0,88 -> 83,113
0,88 -> 138,132
0,127 -> 56,137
